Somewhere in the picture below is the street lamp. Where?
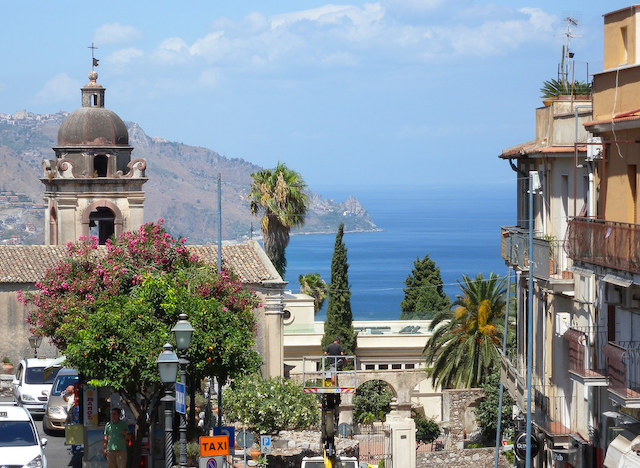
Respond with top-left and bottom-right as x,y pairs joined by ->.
172,313 -> 194,468
28,335 -> 42,358
157,343 -> 179,468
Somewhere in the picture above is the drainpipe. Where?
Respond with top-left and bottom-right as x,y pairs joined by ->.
574,105 -> 592,217
494,267 -> 512,468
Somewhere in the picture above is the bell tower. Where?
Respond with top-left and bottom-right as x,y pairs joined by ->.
41,70 -> 147,245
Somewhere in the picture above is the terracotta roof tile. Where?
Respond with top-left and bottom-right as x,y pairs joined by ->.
500,140 -> 586,158
0,241 -> 280,285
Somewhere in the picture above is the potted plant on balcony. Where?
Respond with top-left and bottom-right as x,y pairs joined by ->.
540,78 -> 592,106
544,234 -> 556,275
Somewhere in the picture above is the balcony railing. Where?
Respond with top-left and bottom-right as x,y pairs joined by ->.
564,326 -> 608,386
534,390 -> 572,436
501,226 -> 529,270
603,341 -> 640,408
566,217 -> 640,275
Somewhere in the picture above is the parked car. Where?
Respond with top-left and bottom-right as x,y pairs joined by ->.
0,402 -> 48,467
43,367 -> 78,434
12,358 -> 60,415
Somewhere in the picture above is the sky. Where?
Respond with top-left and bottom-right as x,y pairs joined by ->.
0,1 -> 626,195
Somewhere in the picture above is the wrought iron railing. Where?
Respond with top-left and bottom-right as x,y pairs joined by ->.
501,226 -> 529,270
564,326 -> 608,378
566,217 -> 640,274
603,341 -> 640,398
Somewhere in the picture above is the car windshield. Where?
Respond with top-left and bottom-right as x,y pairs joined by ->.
0,421 -> 38,446
25,365 -> 60,384
52,374 -> 79,394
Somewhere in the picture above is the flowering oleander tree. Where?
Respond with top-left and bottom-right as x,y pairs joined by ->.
19,221 -> 261,463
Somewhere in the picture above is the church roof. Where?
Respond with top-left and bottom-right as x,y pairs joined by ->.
0,241 -> 281,285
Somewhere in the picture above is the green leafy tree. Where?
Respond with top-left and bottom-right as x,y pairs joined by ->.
223,375 -> 319,434
476,370 -> 515,443
414,413 -> 441,446
322,223 -> 357,355
298,273 -> 327,314
19,222 -> 261,464
423,272 -> 506,389
249,162 -> 309,277
400,254 -> 450,320
353,380 -> 393,424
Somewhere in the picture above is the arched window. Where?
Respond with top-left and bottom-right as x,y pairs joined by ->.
89,206 -> 115,245
94,155 -> 108,177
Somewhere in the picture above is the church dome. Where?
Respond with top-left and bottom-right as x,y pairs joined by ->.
56,71 -> 129,147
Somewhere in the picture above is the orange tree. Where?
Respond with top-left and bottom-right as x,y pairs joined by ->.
19,221 -> 261,462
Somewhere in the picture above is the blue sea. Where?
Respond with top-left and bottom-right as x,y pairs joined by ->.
281,184 -> 514,321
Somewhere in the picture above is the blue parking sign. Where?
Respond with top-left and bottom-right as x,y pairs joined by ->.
261,435 -> 271,453
175,382 -> 185,414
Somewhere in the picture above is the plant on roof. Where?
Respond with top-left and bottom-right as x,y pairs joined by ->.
540,78 -> 592,99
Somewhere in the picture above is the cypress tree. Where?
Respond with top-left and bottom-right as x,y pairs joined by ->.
400,254 -> 450,320
322,223 -> 357,355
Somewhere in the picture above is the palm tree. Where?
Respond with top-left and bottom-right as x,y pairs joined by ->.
249,162 -> 309,278
423,272 -> 507,389
298,273 -> 327,314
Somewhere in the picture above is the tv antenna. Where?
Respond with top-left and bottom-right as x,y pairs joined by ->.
558,17 -> 581,93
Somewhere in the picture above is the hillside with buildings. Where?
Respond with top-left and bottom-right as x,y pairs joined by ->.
0,111 -> 377,243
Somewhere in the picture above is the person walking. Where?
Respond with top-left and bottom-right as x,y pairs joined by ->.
103,407 -> 128,468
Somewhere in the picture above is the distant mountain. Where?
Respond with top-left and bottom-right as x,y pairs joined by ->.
0,112 -> 378,244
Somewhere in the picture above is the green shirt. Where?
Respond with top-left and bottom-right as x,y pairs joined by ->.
104,420 -> 128,451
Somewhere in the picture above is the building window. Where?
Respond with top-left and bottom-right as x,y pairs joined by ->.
378,364 -> 388,370
405,363 -> 415,369
392,364 -> 402,370
365,364 -> 375,370
94,155 -> 108,177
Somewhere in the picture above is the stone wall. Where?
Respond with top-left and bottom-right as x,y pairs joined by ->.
417,447 -> 511,468
442,388 -> 485,449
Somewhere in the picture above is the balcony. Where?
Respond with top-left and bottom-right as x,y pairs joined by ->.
534,391 -> 571,439
563,327 -> 608,387
603,341 -> 640,408
566,217 -> 640,275
500,348 -> 526,410
501,226 -> 529,271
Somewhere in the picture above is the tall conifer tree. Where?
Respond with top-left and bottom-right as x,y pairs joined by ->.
400,254 -> 450,320
322,223 -> 357,355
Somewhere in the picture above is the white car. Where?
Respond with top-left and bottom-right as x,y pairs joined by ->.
12,358 -> 60,415
0,403 -> 48,467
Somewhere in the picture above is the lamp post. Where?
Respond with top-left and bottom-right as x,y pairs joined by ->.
28,335 -> 42,358
157,343 -> 179,468
172,313 -> 194,468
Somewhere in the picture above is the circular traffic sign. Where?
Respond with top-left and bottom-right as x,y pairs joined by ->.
206,458 -> 217,468
236,430 -> 255,449
338,423 -> 352,437
514,432 -> 539,460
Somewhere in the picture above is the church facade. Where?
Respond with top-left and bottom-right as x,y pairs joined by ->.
0,70 -> 286,378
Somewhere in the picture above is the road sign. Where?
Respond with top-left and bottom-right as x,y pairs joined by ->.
260,434 -> 271,453
338,423 -> 352,437
214,426 -> 235,455
514,432 -> 539,460
236,430 -> 255,449
199,455 -> 224,468
175,382 -> 186,414
200,435 -> 230,457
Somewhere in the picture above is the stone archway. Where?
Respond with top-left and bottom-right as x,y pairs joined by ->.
81,200 -> 124,244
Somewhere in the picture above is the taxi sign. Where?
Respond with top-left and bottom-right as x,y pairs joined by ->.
200,435 -> 230,457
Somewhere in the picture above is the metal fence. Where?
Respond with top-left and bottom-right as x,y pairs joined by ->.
566,217 -> 640,274
352,424 -> 392,466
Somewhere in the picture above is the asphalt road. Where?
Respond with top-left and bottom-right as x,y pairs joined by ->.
0,394 -> 74,467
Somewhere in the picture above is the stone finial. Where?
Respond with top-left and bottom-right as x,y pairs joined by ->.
88,70 -> 98,84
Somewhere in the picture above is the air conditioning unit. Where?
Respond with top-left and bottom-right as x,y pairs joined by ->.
587,137 -> 603,161
556,312 -> 570,336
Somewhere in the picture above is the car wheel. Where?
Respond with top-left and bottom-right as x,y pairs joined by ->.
42,416 -> 52,435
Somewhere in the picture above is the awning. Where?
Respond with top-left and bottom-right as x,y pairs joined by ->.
603,274 -> 633,288
604,434 -> 640,468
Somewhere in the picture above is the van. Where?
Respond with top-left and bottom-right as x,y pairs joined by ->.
12,358 -> 60,415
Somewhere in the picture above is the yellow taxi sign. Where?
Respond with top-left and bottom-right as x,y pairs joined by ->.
200,435 -> 230,456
